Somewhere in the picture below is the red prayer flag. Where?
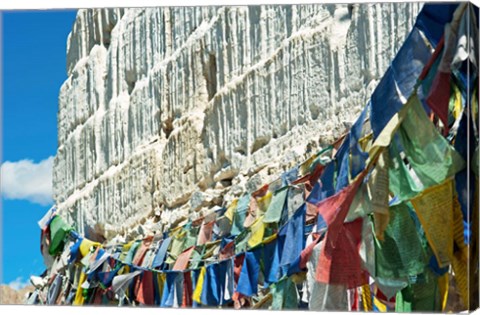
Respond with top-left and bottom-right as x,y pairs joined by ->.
197,221 -> 215,245
419,36 -> 445,81
315,218 -> 369,288
426,70 -> 451,135
234,254 -> 245,283
182,272 -> 193,307
299,233 -> 322,269
92,288 -> 104,305
219,241 -> 236,260
252,184 -> 269,198
135,270 -> 155,305
315,170 -> 366,248
132,236 -> 153,266
172,246 -> 196,271
244,196 -> 258,228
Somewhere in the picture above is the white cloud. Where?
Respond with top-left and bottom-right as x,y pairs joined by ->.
6,277 -> 29,291
1,156 -> 54,206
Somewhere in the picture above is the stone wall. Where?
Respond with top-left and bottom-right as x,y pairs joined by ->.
53,3 -> 423,240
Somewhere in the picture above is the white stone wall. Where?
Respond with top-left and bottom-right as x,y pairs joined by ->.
53,3 -> 423,239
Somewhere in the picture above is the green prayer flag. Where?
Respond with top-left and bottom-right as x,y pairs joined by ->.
270,276 -> 298,310
234,229 -> 251,254
165,231 -> 186,264
397,96 -> 465,187
189,245 -> 205,269
264,187 -> 288,223
123,240 -> 141,264
48,216 -> 71,256
388,141 -> 423,201
231,194 -> 250,236
184,226 -> 199,249
389,96 -> 465,203
374,203 -> 427,279
395,269 -> 441,312
345,180 -> 373,222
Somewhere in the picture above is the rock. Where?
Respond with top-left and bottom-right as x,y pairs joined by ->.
0,285 -> 34,305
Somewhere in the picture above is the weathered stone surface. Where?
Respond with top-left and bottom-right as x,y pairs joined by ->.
53,3 -> 423,238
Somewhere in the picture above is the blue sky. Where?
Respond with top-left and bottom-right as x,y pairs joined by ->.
1,10 -> 77,288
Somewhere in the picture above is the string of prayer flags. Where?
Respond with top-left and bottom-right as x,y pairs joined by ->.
29,3 -> 478,311
426,3 -> 474,134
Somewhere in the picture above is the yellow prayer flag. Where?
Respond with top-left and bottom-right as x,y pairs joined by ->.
299,155 -> 317,177
472,87 -> 478,124
438,273 -> 449,311
248,216 -> 265,248
122,240 -> 134,251
262,233 -> 277,245
373,212 -> 390,242
410,179 -> 454,268
452,83 -> 463,120
225,199 -> 238,222
79,239 -> 101,257
256,192 -> 273,215
193,267 -> 206,304
252,293 -> 272,309
73,271 -> 87,306
367,95 -> 415,167
169,225 -> 184,237
361,284 -> 373,311
359,133 -> 373,152
290,272 -> 306,284
373,296 -> 388,312
451,251 -> 469,307
453,196 -> 468,261
156,272 -> 166,301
